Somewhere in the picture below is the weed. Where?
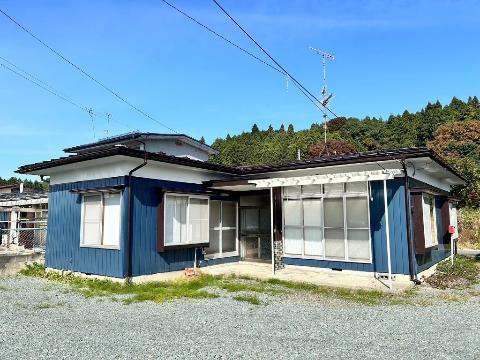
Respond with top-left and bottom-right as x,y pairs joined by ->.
426,256 -> 480,289
233,295 -> 263,305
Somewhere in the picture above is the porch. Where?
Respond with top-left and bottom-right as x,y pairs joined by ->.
201,261 -> 412,291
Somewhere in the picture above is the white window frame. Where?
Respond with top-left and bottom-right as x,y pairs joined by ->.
163,193 -> 210,247
80,192 -> 122,250
422,193 -> 438,248
206,200 -> 239,259
282,183 -> 372,263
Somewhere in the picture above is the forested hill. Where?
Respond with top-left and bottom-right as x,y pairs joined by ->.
209,97 -> 480,207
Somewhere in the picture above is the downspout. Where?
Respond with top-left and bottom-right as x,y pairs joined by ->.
126,144 -> 148,281
270,187 -> 275,276
400,158 -> 420,284
382,179 -> 393,290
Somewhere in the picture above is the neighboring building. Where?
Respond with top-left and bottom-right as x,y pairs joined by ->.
16,132 -> 465,282
0,185 -> 48,249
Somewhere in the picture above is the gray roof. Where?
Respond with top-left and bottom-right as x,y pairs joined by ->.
0,191 -> 48,204
63,132 -> 218,155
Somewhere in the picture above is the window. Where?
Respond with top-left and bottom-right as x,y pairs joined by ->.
164,194 -> 209,246
81,192 -> 121,248
206,201 -> 238,257
422,194 -> 438,248
283,182 -> 371,262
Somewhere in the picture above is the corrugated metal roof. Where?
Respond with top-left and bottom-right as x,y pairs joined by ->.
16,146 -> 468,183
63,132 -> 219,155
0,191 -> 48,203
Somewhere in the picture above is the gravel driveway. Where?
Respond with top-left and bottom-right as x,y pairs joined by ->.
0,276 -> 479,359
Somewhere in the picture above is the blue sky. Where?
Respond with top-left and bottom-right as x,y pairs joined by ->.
0,0 -> 479,178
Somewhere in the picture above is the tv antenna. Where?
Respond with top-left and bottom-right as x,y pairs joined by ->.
309,47 -> 335,155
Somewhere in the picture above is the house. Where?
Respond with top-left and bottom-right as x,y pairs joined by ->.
0,184 -> 48,249
16,131 -> 465,284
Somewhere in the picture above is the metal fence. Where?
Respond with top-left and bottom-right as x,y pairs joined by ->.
0,220 -> 47,251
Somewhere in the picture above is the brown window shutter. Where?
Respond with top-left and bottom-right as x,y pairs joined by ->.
440,197 -> 451,243
157,191 -> 165,252
411,193 -> 425,255
272,187 -> 283,242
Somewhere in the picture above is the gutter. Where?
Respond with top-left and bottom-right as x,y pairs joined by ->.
401,158 -> 420,284
126,146 -> 148,281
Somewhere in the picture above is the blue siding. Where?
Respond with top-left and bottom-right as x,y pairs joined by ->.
415,197 -> 450,273
284,178 -> 411,275
129,177 -> 210,276
46,177 -> 127,278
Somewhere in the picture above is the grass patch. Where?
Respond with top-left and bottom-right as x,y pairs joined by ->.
20,263 -> 219,304
233,295 -> 263,305
20,263 -> 443,306
34,302 -> 65,310
425,256 -> 480,289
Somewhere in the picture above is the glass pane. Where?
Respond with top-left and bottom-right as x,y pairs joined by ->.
324,198 -> 343,228
346,182 -> 367,193
325,228 -> 345,259
83,222 -> 102,245
222,229 -> 236,253
83,195 -> 101,221
165,196 -> 187,245
302,184 -> 322,197
304,226 -> 322,256
222,202 -> 236,228
324,183 -> 344,195
259,208 -> 270,234
347,229 -> 370,261
284,226 -> 302,255
165,196 -> 175,244
209,201 -> 221,229
284,186 -> 301,198
346,197 -> 369,228
303,199 -> 322,227
189,198 -> 208,244
102,193 -> 121,247
284,199 -> 302,226
206,229 -> 220,254
242,208 -> 259,234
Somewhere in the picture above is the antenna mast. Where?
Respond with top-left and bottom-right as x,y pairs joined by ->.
309,46 -> 335,155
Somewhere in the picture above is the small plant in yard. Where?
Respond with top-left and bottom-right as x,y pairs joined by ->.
426,256 -> 480,289
233,295 -> 263,305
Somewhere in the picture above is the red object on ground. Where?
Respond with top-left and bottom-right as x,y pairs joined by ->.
448,225 -> 456,234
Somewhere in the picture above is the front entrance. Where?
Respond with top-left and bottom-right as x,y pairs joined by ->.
238,193 -> 271,262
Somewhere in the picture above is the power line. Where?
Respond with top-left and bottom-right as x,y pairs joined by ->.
161,0 -> 283,75
161,0 -> 327,116
211,0 -> 339,119
0,57 -> 131,130
0,7 -> 178,134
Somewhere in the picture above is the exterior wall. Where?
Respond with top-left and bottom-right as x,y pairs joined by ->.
45,174 -> 239,278
284,178 -> 411,275
144,139 -> 209,161
414,196 -> 450,273
46,177 -> 128,278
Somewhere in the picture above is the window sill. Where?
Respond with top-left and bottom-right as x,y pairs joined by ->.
283,254 -> 372,264
204,251 -> 238,260
80,244 -> 120,250
160,242 -> 209,252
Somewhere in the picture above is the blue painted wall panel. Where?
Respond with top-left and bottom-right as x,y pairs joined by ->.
46,177 -> 127,278
129,177 -> 211,276
285,178 -> 411,275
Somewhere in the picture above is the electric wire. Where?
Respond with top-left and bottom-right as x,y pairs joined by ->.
161,0 -> 328,115
210,0 -> 338,118
0,7 -> 178,134
0,57 -> 131,130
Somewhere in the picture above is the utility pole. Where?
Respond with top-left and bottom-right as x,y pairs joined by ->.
309,47 -> 335,155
